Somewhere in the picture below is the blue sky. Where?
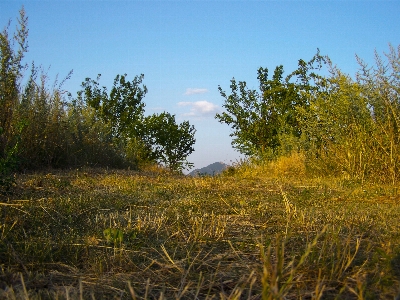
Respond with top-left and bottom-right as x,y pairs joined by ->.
1,0 -> 399,171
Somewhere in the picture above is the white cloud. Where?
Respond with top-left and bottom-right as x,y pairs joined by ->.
148,106 -> 165,112
178,100 -> 219,117
184,88 -> 208,95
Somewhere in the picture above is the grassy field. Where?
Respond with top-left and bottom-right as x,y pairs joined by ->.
1,161 -> 400,299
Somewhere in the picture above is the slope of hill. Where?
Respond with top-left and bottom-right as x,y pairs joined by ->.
188,162 -> 229,176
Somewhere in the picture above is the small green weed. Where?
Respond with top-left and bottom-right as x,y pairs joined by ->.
103,228 -> 124,246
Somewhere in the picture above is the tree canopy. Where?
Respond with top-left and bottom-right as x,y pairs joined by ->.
141,112 -> 196,172
216,52 -> 328,158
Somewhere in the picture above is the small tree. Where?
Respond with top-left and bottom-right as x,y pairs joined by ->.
76,73 -> 148,167
79,73 -> 147,140
215,66 -> 306,157
216,52 -> 328,158
142,112 -> 196,172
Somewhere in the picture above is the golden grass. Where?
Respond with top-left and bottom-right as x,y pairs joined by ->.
0,164 -> 400,299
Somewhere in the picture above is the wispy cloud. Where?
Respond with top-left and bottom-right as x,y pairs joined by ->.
178,100 -> 219,118
184,88 -> 208,95
148,106 -> 165,112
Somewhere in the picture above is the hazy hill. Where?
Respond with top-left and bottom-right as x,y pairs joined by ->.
188,162 -> 229,177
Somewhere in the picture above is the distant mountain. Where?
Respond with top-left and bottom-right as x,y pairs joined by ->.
188,162 -> 229,177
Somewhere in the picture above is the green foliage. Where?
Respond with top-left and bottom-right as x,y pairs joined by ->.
0,8 -> 27,193
298,73 -> 373,179
0,7 -> 28,159
16,64 -> 73,168
0,8 -> 198,173
79,73 -> 147,139
74,74 -> 151,168
142,112 -> 196,172
76,75 -> 196,171
216,52 -> 328,158
299,45 -> 400,183
66,97 -> 127,168
218,46 -> 400,183
103,228 -> 124,246
355,44 -> 400,183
